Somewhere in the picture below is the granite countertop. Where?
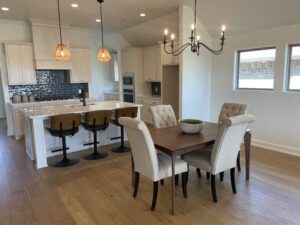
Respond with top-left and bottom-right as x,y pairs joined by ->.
23,101 -> 142,119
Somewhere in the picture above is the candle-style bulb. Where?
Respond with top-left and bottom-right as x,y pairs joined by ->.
164,29 -> 168,36
171,34 -> 175,40
191,24 -> 195,30
196,35 -> 200,41
222,25 -> 226,32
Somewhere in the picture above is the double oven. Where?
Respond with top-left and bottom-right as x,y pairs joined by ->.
122,72 -> 135,103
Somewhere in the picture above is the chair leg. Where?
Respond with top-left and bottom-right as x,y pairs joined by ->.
160,179 -> 164,185
206,172 -> 210,180
133,172 -> 140,198
151,181 -> 159,211
211,175 -> 217,203
220,172 -> 224,182
182,172 -> 188,198
175,174 -> 179,186
237,151 -> 241,172
230,168 -> 237,194
196,168 -> 202,178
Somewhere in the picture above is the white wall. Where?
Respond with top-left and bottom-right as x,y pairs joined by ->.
211,23 -> 300,156
179,5 -> 212,120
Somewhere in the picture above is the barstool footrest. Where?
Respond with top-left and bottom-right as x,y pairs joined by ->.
111,136 -> 121,140
51,147 -> 70,153
83,142 -> 99,146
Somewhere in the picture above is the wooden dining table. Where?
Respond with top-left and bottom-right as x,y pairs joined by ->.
148,122 -> 252,215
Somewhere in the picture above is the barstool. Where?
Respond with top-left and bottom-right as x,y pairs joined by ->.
48,114 -> 81,167
111,107 -> 138,153
82,110 -> 112,160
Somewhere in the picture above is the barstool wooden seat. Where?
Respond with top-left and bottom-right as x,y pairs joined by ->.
48,114 -> 81,167
111,107 -> 138,153
82,110 -> 112,160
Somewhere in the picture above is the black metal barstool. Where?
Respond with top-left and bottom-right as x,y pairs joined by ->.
111,107 -> 138,153
82,110 -> 112,160
48,114 -> 81,167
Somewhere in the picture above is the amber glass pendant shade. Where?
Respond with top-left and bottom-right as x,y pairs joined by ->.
54,44 -> 71,61
97,47 -> 111,63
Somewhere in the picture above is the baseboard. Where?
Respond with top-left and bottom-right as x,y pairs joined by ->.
252,139 -> 300,157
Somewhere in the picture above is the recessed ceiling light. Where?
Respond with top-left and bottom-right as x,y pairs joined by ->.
140,13 -> 146,17
71,3 -> 79,8
1,7 -> 10,11
96,19 -> 101,22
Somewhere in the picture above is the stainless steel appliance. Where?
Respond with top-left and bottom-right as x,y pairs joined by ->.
122,72 -> 135,103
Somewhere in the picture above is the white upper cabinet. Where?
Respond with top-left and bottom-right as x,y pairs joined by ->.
5,43 -> 36,85
31,23 -> 72,70
70,48 -> 91,83
143,46 -> 162,82
161,42 -> 179,65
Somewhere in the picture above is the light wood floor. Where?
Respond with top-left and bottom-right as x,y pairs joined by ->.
0,119 -> 300,225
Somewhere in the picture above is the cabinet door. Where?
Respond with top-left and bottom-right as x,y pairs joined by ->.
121,50 -> 130,73
20,45 -> 36,84
143,48 -> 156,82
80,48 -> 91,82
5,45 -> 23,85
70,48 -> 82,83
155,46 -> 162,81
161,43 -> 179,65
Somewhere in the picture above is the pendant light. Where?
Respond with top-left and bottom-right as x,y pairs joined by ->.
97,0 -> 111,63
54,0 -> 71,61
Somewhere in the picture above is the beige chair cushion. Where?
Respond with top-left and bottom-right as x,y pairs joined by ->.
150,105 -> 177,129
182,147 -> 212,172
119,117 -> 188,182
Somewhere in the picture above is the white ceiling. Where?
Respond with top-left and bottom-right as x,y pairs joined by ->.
1,0 -> 300,38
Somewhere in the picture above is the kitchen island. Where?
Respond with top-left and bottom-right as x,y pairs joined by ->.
23,101 -> 142,169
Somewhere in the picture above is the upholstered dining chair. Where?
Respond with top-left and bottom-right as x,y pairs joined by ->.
119,117 -> 188,211
197,103 -> 248,180
182,114 -> 255,202
149,105 -> 177,129
149,104 -> 179,185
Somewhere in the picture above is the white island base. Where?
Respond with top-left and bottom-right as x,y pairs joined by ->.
24,101 -> 141,169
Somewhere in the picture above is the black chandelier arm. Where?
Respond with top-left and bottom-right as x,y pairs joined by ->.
198,42 -> 224,55
163,42 -> 190,55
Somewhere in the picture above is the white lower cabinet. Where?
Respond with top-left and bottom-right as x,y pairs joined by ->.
136,97 -> 161,124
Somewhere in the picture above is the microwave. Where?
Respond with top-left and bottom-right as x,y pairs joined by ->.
122,73 -> 134,85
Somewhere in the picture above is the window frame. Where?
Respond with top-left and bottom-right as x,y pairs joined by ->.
236,46 -> 276,91
286,43 -> 300,92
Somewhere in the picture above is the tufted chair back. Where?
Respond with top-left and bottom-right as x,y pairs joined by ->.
150,105 -> 177,129
218,103 -> 248,125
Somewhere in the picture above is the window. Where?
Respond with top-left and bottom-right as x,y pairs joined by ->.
287,44 -> 300,90
236,47 -> 276,90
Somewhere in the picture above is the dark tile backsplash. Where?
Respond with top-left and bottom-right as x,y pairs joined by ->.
8,70 -> 88,101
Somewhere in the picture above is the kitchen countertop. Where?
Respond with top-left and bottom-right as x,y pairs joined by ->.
8,98 -> 96,108
23,101 -> 142,119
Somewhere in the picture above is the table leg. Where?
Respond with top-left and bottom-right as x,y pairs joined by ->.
171,154 -> 175,215
244,130 -> 252,181
131,153 -> 135,187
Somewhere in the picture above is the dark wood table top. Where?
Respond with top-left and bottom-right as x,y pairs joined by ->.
149,122 -> 219,156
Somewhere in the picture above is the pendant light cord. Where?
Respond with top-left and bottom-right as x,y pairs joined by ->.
194,0 -> 197,37
99,1 -> 104,48
57,0 -> 63,45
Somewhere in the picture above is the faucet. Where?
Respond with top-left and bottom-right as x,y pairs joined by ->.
78,89 -> 86,106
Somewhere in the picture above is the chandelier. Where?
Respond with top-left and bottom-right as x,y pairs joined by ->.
163,0 -> 226,56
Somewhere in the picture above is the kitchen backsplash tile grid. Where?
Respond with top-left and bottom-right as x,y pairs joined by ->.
9,70 -> 88,101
